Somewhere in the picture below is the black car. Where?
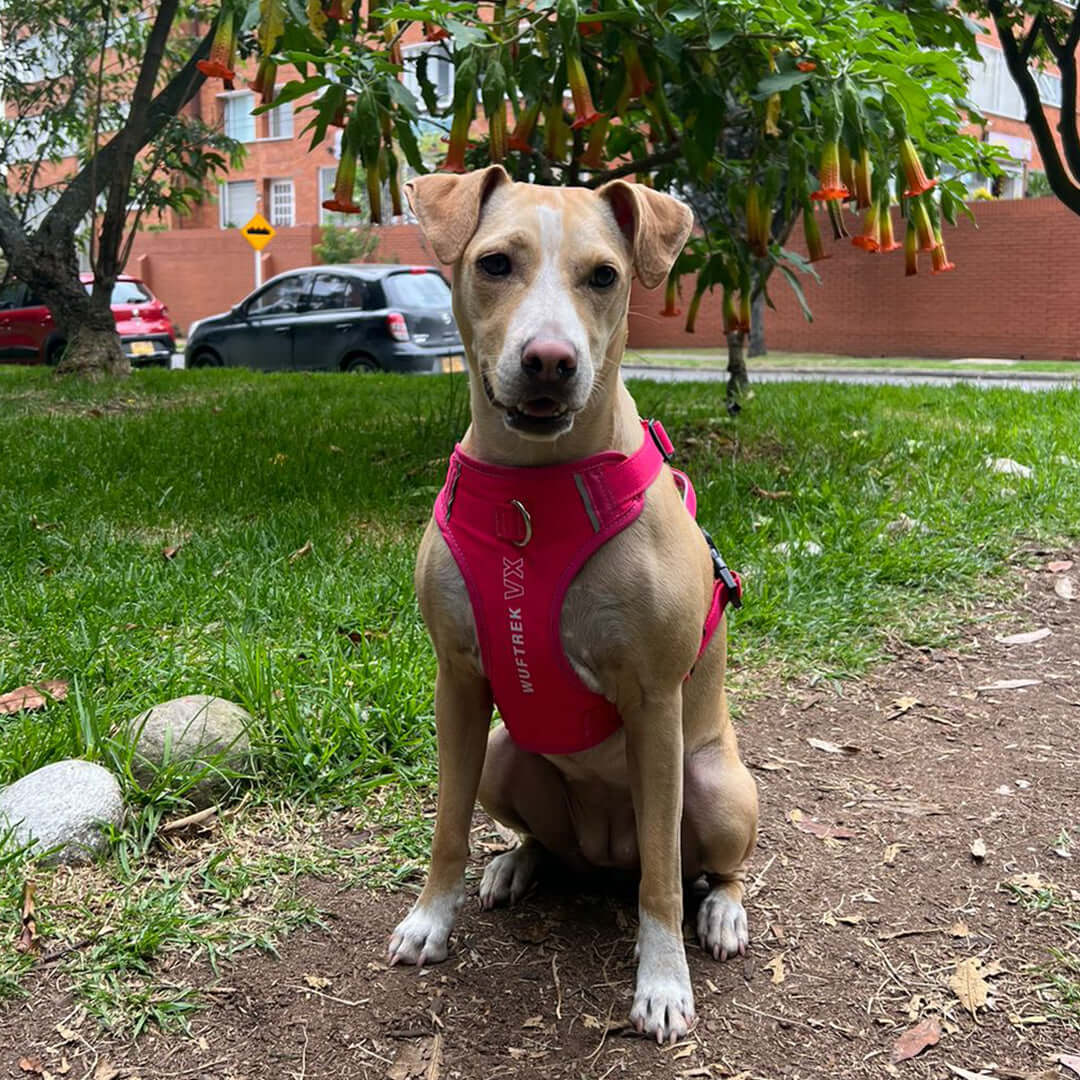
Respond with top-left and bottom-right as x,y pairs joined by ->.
184,264 -> 465,374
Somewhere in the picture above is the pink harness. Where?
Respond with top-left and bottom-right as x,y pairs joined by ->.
434,420 -> 741,755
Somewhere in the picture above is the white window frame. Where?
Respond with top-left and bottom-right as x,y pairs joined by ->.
266,85 -> 295,140
220,90 -> 257,143
400,42 -> 454,113
269,178 -> 295,227
219,179 -> 257,230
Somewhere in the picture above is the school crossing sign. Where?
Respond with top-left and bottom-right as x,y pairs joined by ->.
241,213 -> 276,252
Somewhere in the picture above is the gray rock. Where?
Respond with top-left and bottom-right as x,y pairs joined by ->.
0,759 -> 123,864
129,695 -> 252,808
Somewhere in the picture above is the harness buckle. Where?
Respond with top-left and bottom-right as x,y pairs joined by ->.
701,528 -> 742,609
647,419 -> 675,463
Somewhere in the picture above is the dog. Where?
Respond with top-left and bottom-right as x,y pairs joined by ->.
388,165 -> 759,1045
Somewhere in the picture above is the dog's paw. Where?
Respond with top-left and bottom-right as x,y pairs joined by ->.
388,890 -> 462,967
630,973 -> 696,1045
478,843 -> 541,909
697,888 -> 748,962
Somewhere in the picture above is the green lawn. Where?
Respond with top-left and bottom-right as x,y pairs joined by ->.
1,364 -> 1078,1029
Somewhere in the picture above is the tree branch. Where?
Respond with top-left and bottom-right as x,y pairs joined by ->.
988,0 -> 1080,215
583,146 -> 683,188
1019,13 -> 1044,63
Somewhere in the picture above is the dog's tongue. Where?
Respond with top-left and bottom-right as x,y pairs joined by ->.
519,397 -> 562,418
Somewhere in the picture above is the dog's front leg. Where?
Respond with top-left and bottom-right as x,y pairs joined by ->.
389,664 -> 492,966
623,688 -> 694,1043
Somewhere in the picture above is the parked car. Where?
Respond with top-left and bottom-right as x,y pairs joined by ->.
0,273 -> 178,366
184,264 -> 465,374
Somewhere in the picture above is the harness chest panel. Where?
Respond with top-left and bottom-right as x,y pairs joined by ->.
433,421 -> 736,755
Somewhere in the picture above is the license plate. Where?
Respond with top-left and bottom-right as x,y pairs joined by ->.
130,341 -> 154,356
440,355 -> 465,373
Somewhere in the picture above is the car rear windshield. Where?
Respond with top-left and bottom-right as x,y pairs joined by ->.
382,272 -> 450,308
82,281 -> 152,305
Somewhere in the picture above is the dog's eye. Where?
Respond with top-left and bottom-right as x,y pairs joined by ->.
589,264 -> 618,289
478,253 -> 512,277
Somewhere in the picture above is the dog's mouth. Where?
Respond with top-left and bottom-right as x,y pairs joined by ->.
481,371 -> 575,437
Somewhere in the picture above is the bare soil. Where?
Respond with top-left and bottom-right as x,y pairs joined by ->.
4,555 -> 1079,1080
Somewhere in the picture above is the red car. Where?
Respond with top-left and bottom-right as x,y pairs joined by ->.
0,272 -> 178,366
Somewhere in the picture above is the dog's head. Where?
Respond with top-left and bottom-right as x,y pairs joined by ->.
405,167 -> 692,441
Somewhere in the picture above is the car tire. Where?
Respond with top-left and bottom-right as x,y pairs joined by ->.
188,348 -> 222,368
345,354 -> 380,373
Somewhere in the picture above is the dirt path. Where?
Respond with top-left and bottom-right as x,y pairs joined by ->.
4,556 -> 1079,1080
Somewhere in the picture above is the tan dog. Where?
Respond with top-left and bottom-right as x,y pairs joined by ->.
388,166 -> 758,1044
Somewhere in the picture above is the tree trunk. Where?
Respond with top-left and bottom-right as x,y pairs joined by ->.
747,292 -> 767,358
55,322 -> 129,377
726,330 -> 749,414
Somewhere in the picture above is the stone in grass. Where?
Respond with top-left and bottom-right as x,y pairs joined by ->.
130,694 -> 253,809
0,759 -> 124,865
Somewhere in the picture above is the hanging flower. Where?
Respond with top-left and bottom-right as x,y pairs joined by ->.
566,49 -> 604,130
487,102 -> 507,163
544,102 -> 569,160
811,140 -> 851,201
440,94 -> 474,173
796,60 -> 817,72
250,56 -> 277,105
904,219 -> 918,276
385,20 -> 402,66
685,287 -> 704,333
931,227 -> 956,273
839,144 -> 855,200
423,21 -> 449,41
746,184 -> 771,257
623,40 -> 654,99
826,198 -> 849,239
326,0 -> 345,21
661,275 -> 681,317
365,160 -> 382,225
803,200 -> 829,262
853,148 -> 872,210
877,200 -> 901,253
910,196 -> 936,252
899,137 -> 937,197
197,9 -> 237,82
764,93 -> 782,137
321,141 -> 362,214
852,202 -> 881,252
579,116 -> 610,169
388,150 -> 402,217
722,290 -> 739,335
738,292 -> 751,334
508,103 -> 540,154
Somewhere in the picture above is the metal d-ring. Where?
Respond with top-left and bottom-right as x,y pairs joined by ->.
509,499 -> 532,547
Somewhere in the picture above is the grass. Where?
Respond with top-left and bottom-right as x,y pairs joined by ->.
627,348 -> 1080,376
1,363 -> 1079,1033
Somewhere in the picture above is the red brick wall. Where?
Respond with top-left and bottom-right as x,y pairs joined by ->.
628,197 -> 1080,362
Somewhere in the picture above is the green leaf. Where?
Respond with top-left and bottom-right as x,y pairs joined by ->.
778,263 -> 816,323
752,70 -> 813,99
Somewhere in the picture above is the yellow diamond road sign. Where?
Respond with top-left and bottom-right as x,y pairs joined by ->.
241,213 -> 276,251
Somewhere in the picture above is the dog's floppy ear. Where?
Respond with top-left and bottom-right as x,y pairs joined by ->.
595,181 -> 694,290
404,165 -> 511,265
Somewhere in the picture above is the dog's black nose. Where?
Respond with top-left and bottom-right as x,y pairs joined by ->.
521,338 -> 578,382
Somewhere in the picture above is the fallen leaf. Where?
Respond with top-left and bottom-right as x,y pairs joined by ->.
975,678 -> 1041,692
1057,1054 -> 1080,1078
970,838 -> 987,862
56,1059 -> 70,1076
92,1063 -> 120,1080
888,695 -> 920,717
162,545 -> 181,560
385,1039 -> 432,1080
288,539 -> 313,563
18,1060 -> 44,1076
0,680 -> 69,716
1047,559 -> 1074,572
890,1017 -> 941,1063
994,627 -> 1051,645
984,456 -> 1033,478
1055,576 -> 1077,600
807,737 -> 859,755
764,954 -> 786,984
16,881 -> 38,954
751,485 -> 792,500
883,843 -> 901,865
788,808 -> 856,840
945,1065 -> 996,1080
949,920 -> 970,937
948,958 -> 990,1018
521,1015 -> 544,1029
302,973 -> 331,989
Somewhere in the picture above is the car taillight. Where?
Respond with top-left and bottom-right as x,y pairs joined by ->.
386,311 -> 409,342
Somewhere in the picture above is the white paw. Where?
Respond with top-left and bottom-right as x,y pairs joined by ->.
388,888 -> 462,967
478,844 -> 541,909
697,889 -> 748,961
632,911 -> 696,1044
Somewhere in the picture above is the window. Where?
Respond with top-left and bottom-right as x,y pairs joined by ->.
383,272 -> 451,308
220,180 -> 257,229
247,275 -> 309,316
269,179 -> 295,227
222,92 -> 257,142
266,86 -> 295,139
81,280 -> 151,304
400,43 -> 453,112
308,273 -> 352,311
1034,69 -> 1062,108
